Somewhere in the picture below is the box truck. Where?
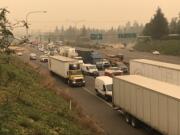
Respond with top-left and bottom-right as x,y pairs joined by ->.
59,46 -> 78,58
48,55 -> 85,87
113,75 -> 180,135
130,59 -> 180,86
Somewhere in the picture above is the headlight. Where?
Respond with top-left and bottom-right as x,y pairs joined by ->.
72,81 -> 76,84
83,80 -> 85,83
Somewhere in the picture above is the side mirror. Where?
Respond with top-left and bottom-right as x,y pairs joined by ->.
103,85 -> 106,91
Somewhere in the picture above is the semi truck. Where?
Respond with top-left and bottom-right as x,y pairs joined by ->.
113,75 -> 180,135
48,55 -> 85,87
77,50 -> 110,69
130,59 -> 180,86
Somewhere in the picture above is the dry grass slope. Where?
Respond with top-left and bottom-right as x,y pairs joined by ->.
0,54 -> 104,135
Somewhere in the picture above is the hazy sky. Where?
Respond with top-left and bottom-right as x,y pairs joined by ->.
0,0 -> 180,32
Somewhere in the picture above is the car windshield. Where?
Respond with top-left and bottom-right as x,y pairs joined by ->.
109,67 -> 119,70
106,84 -> 112,91
75,57 -> 82,60
69,64 -> 80,70
88,66 -> 97,70
102,59 -> 108,62
95,60 -> 103,64
31,53 -> 36,56
40,55 -> 48,58
69,70 -> 82,75
112,72 -> 122,76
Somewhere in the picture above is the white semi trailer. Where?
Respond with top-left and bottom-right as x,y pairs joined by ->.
113,75 -> 180,135
130,59 -> 180,86
59,46 -> 78,58
48,55 -> 85,87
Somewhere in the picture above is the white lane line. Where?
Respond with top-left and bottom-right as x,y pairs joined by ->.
82,87 -> 113,108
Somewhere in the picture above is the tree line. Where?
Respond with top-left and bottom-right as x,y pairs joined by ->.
42,22 -> 144,42
143,7 -> 180,39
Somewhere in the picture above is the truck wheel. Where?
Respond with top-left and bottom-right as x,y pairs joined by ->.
82,71 -> 85,75
131,118 -> 137,128
125,114 -> 131,124
67,80 -> 71,86
95,89 -> 100,96
105,95 -> 109,101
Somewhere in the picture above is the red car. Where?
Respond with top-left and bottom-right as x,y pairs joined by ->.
104,67 -> 123,77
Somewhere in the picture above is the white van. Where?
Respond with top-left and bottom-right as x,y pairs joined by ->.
81,64 -> 99,77
30,53 -> 37,60
95,76 -> 113,101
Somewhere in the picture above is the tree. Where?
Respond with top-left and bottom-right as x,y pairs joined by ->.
143,20 -> 152,36
176,13 -> 180,34
169,17 -> 178,34
0,8 -> 14,50
143,7 -> 169,39
80,25 -> 87,36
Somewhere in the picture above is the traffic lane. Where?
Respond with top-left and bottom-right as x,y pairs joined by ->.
21,48 -> 150,135
75,46 -> 180,64
82,76 -> 153,135
100,48 -> 180,64
22,46 -> 49,68
68,87 -> 148,135
51,74 -> 147,135
85,76 -> 95,92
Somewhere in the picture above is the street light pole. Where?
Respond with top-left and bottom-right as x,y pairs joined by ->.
25,10 -> 47,38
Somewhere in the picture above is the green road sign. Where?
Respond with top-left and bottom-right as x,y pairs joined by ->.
90,33 -> 103,40
118,33 -> 137,38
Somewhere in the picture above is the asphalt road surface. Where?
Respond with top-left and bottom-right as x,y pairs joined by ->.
18,45 -> 162,135
76,46 -> 180,64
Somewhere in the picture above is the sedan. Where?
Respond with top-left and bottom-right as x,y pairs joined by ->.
104,67 -> 123,77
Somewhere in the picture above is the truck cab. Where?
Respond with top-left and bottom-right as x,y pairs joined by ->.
95,76 -> 113,101
102,59 -> 111,68
74,56 -> 84,65
81,64 -> 99,77
68,63 -> 85,87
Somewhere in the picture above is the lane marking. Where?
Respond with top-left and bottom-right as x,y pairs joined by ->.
82,87 -> 113,108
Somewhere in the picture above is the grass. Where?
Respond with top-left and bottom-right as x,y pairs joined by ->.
134,39 -> 180,56
0,54 -> 104,135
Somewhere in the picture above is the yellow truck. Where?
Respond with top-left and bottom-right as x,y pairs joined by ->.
48,55 -> 85,87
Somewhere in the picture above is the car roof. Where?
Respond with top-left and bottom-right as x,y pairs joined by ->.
96,76 -> 112,84
83,64 -> 96,67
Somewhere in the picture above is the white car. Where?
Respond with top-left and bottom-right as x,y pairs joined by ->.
17,52 -> 23,56
30,53 -> 37,60
152,51 -> 160,55
40,55 -> 48,62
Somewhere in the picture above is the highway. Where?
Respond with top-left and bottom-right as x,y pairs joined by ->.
101,48 -> 180,64
75,46 -> 180,64
19,45 -> 161,135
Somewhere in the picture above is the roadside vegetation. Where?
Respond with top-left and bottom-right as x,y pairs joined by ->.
0,54 -> 104,135
134,7 -> 180,56
134,39 -> 180,56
